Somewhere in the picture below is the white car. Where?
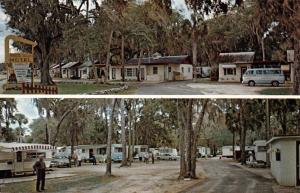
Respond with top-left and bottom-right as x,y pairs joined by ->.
157,153 -> 178,161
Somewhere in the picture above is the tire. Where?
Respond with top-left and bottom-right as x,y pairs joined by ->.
272,81 -> 279,87
248,81 -> 255,87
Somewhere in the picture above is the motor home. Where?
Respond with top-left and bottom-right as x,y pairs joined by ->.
0,143 -> 55,177
222,146 -> 240,158
254,140 -> 267,163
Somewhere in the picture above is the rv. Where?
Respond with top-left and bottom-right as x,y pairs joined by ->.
253,140 -> 267,163
197,146 -> 212,158
222,146 -> 240,158
0,143 -> 55,177
157,147 -> 179,161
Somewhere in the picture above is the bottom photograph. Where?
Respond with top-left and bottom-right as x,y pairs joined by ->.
0,98 -> 300,193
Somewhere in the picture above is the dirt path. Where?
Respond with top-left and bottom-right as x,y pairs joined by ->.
81,161 -> 203,193
181,160 -> 275,193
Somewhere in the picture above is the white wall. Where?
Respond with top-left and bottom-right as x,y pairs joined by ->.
219,63 -> 250,83
270,140 -> 297,186
180,64 -> 193,80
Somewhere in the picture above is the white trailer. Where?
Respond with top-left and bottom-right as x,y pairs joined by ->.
0,143 -> 55,177
222,146 -> 240,158
254,140 -> 267,163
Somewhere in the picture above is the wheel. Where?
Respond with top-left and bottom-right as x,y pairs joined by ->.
272,81 -> 279,87
248,81 -> 255,87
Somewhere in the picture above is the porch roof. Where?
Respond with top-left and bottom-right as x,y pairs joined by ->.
126,55 -> 192,66
62,61 -> 82,69
219,52 -> 255,64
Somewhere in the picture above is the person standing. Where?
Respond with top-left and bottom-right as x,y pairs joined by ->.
33,155 -> 46,192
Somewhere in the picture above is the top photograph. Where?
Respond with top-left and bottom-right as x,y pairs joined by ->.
0,0 -> 299,95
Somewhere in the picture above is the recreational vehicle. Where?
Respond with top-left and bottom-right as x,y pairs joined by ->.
157,147 -> 179,161
253,140 -> 267,163
222,146 -> 240,158
0,143 -> 55,177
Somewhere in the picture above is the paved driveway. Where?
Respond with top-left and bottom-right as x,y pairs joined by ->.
181,160 -> 275,193
132,81 -> 279,95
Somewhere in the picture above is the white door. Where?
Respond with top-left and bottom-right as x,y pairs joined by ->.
14,151 -> 24,173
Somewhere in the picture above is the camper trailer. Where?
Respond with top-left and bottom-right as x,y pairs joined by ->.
197,146 -> 212,158
222,146 -> 240,158
0,143 -> 55,177
254,140 -> 267,163
157,147 -> 179,161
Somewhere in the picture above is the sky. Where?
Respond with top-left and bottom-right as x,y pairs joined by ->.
0,0 -> 189,63
14,98 -> 40,131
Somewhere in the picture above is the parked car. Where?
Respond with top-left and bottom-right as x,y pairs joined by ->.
157,153 -> 178,161
242,68 -> 285,87
50,156 -> 74,168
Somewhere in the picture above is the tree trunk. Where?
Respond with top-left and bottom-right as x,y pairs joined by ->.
261,38 -> 266,62
266,99 -> 270,140
137,49 -> 143,82
121,35 -> 125,82
232,129 -> 236,160
106,99 -> 117,176
121,99 -> 128,167
40,57 -> 54,85
105,31 -> 114,82
293,40 -> 300,95
128,105 -> 132,166
177,101 -> 186,179
45,123 -> 49,144
239,100 -> 246,165
191,101 -> 208,179
185,99 -> 193,178
192,28 -> 198,80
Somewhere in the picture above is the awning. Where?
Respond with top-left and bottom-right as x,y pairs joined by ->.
222,64 -> 237,68
0,143 -> 56,152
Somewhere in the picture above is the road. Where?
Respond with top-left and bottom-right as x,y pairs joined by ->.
132,81 -> 276,95
182,160 -> 275,193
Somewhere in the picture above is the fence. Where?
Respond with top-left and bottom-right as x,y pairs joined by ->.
21,82 -> 58,94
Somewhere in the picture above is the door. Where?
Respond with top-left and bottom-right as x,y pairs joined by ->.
141,68 -> 145,81
297,141 -> 300,186
14,151 -> 24,173
241,67 -> 247,82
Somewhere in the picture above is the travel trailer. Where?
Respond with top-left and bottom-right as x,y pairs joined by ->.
222,146 -> 241,158
157,147 -> 179,160
197,146 -> 212,158
253,140 -> 267,163
78,144 -> 149,163
0,143 -> 55,177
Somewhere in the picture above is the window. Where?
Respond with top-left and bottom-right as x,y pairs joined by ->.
82,149 -> 86,153
257,146 -> 267,152
16,151 -> 22,162
182,67 -> 184,73
63,69 -> 67,74
126,68 -> 136,77
188,68 -> 191,73
247,70 -> 254,75
168,67 -> 172,73
114,148 -> 122,153
153,67 -> 158,75
97,148 -> 106,155
275,149 -> 281,161
82,69 -> 87,75
112,68 -> 116,80
224,68 -> 236,76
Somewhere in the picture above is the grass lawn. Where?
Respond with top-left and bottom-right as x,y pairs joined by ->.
3,83 -> 121,95
1,175 -> 116,193
259,87 -> 292,95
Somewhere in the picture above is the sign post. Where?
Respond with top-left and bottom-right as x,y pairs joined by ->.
4,35 -> 37,89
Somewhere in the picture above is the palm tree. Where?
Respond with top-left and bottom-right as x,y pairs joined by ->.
13,114 -> 28,143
